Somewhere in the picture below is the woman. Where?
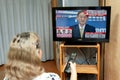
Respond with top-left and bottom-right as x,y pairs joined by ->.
4,32 -> 77,80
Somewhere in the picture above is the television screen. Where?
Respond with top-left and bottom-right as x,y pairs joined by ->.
52,6 -> 111,43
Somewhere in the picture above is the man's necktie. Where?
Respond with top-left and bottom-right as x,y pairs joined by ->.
80,27 -> 84,38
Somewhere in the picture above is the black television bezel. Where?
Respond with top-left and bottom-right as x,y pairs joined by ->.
52,6 -> 111,43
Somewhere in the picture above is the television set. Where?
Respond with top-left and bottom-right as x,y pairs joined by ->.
52,6 -> 111,44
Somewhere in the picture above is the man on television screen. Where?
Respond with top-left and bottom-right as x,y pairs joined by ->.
70,10 -> 96,39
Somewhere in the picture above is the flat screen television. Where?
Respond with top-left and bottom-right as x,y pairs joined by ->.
52,6 -> 111,43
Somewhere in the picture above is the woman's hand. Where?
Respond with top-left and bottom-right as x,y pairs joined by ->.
69,61 -> 76,73
69,61 -> 77,80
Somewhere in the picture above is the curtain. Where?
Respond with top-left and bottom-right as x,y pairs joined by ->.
0,0 -> 53,65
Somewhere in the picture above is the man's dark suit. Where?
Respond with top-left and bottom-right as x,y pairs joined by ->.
70,24 -> 95,38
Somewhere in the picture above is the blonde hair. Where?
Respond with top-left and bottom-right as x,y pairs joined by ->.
5,32 -> 44,80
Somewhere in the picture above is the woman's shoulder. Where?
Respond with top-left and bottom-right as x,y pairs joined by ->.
33,72 -> 60,80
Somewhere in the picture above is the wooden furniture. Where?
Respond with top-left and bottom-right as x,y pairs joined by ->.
59,43 -> 100,80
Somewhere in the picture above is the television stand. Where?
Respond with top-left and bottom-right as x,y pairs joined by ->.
64,41 -> 97,45
59,42 -> 100,80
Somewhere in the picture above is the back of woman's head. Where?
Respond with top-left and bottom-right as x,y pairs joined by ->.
5,32 -> 44,80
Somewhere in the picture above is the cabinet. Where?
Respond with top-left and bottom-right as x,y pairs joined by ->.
59,43 -> 100,80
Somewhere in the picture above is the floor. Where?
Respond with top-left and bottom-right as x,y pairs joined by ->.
0,60 -> 59,79
0,64 -> 5,80
41,60 -> 59,75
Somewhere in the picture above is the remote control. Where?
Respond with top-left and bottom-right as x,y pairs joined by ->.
64,53 -> 77,73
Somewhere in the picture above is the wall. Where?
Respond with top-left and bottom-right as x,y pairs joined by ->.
104,0 -> 120,80
62,0 -> 98,6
